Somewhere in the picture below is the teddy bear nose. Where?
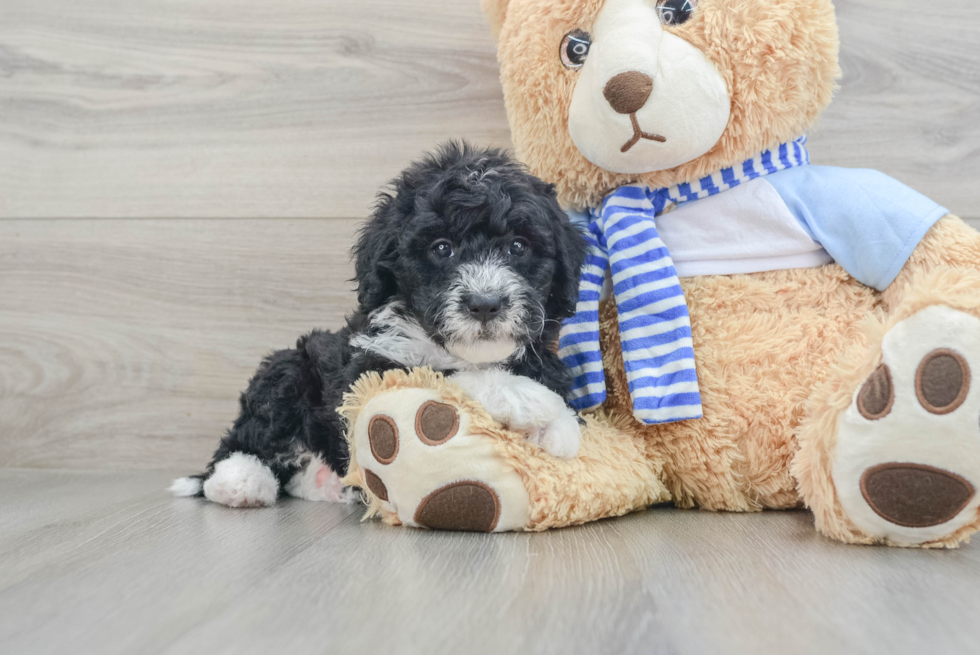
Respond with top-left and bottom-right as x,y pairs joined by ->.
603,71 -> 654,115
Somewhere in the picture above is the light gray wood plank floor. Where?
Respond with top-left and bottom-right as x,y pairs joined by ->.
3,468 -> 980,655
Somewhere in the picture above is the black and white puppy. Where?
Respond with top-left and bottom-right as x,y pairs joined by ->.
170,142 -> 588,508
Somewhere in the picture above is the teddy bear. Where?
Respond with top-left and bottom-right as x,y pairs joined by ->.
340,0 -> 980,548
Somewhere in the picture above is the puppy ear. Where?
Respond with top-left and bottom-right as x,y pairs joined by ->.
540,186 -> 587,321
481,0 -> 511,40
352,194 -> 400,314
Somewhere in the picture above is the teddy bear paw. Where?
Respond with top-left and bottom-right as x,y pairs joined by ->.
351,387 -> 531,532
834,305 -> 980,545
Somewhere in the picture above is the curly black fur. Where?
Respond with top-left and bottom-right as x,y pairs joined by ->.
187,142 -> 587,496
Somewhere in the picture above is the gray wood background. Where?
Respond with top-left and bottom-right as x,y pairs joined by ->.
1,0 -> 978,470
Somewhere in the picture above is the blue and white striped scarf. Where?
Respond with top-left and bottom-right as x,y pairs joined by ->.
559,137 -> 811,424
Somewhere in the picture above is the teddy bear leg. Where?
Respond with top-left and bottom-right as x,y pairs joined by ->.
341,370 -> 671,532
794,268 -> 980,547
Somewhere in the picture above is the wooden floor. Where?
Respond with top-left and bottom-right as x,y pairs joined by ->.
2,469 -> 979,655
2,0 -> 980,652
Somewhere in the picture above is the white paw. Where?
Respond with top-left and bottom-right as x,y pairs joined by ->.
834,306 -> 980,545
452,369 -> 581,458
284,456 -> 351,503
527,410 -> 582,459
203,453 -> 279,508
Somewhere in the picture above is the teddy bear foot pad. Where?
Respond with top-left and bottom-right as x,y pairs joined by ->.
351,386 -> 530,532
833,305 -> 980,546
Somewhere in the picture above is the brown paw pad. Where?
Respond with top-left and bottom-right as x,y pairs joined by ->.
415,401 -> 459,446
414,481 -> 500,532
369,414 -> 399,464
861,463 -> 975,528
916,349 -> 971,415
363,469 -> 388,501
858,364 -> 894,420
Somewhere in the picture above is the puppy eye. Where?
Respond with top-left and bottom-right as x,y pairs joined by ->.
508,238 -> 529,257
656,0 -> 697,26
560,30 -> 591,70
430,239 -> 454,260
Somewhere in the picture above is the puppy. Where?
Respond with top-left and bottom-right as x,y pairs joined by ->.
169,142 -> 588,508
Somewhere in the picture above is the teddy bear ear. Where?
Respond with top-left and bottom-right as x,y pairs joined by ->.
480,0 -> 510,40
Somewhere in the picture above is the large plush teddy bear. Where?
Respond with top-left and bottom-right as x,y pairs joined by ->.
341,0 -> 980,548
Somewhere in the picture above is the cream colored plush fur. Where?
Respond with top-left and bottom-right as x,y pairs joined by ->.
341,0 -> 980,547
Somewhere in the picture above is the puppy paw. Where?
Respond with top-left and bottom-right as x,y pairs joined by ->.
203,453 -> 279,508
452,369 -> 581,458
527,410 -> 581,459
284,457 -> 351,503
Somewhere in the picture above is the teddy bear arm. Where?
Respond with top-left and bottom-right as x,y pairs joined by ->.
881,215 -> 980,312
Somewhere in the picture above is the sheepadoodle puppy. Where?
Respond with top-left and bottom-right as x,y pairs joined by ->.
170,143 -> 588,508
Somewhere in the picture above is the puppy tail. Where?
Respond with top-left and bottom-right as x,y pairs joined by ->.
168,473 -> 206,497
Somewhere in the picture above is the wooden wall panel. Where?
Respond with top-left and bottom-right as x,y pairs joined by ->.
0,0 -> 510,219
0,218 -> 360,469
0,0 -> 977,219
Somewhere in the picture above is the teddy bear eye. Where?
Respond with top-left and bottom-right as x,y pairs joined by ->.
656,0 -> 697,26
560,30 -> 592,70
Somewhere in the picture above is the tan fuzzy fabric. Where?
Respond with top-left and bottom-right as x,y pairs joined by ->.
495,409 -> 671,530
490,0 -> 840,209
882,215 -> 980,311
599,264 -> 876,512
340,368 -> 671,531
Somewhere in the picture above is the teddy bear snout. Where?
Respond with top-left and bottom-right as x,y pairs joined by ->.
603,70 -> 654,115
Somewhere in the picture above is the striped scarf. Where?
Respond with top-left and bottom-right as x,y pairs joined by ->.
559,137 -> 811,424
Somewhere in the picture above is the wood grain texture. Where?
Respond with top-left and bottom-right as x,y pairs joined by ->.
0,0 -> 977,219
0,218 -> 360,470
0,0 -> 510,219
1,469 -> 979,655
808,0 -> 980,218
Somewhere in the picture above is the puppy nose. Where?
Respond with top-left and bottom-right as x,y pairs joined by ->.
603,71 -> 654,115
467,294 -> 502,324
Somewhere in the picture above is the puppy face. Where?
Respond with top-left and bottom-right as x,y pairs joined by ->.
354,143 -> 586,364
